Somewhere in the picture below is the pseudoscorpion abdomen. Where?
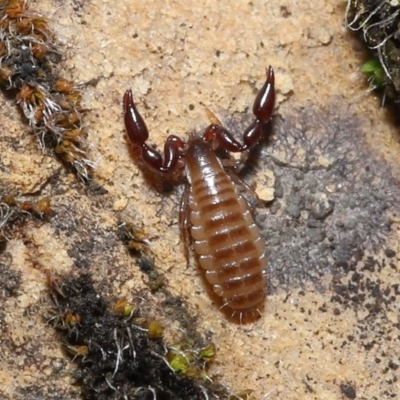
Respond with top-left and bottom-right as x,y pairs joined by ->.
186,139 -> 266,317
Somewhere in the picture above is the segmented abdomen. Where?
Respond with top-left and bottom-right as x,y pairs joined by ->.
189,169 -> 267,313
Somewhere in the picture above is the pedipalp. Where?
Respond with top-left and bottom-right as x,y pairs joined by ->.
123,90 -> 185,174
202,66 -> 275,152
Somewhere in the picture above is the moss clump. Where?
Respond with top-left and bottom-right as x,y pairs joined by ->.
346,0 -> 400,102
0,0 -> 94,178
0,195 -> 52,242
48,274 -> 230,400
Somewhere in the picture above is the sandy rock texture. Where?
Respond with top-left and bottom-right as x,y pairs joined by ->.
1,0 -> 400,399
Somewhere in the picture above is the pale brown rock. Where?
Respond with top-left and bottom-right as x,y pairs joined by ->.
1,0 -> 400,399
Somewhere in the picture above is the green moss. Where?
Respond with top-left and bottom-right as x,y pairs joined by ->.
361,58 -> 385,89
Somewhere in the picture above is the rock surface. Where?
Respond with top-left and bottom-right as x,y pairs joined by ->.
1,0 -> 400,399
